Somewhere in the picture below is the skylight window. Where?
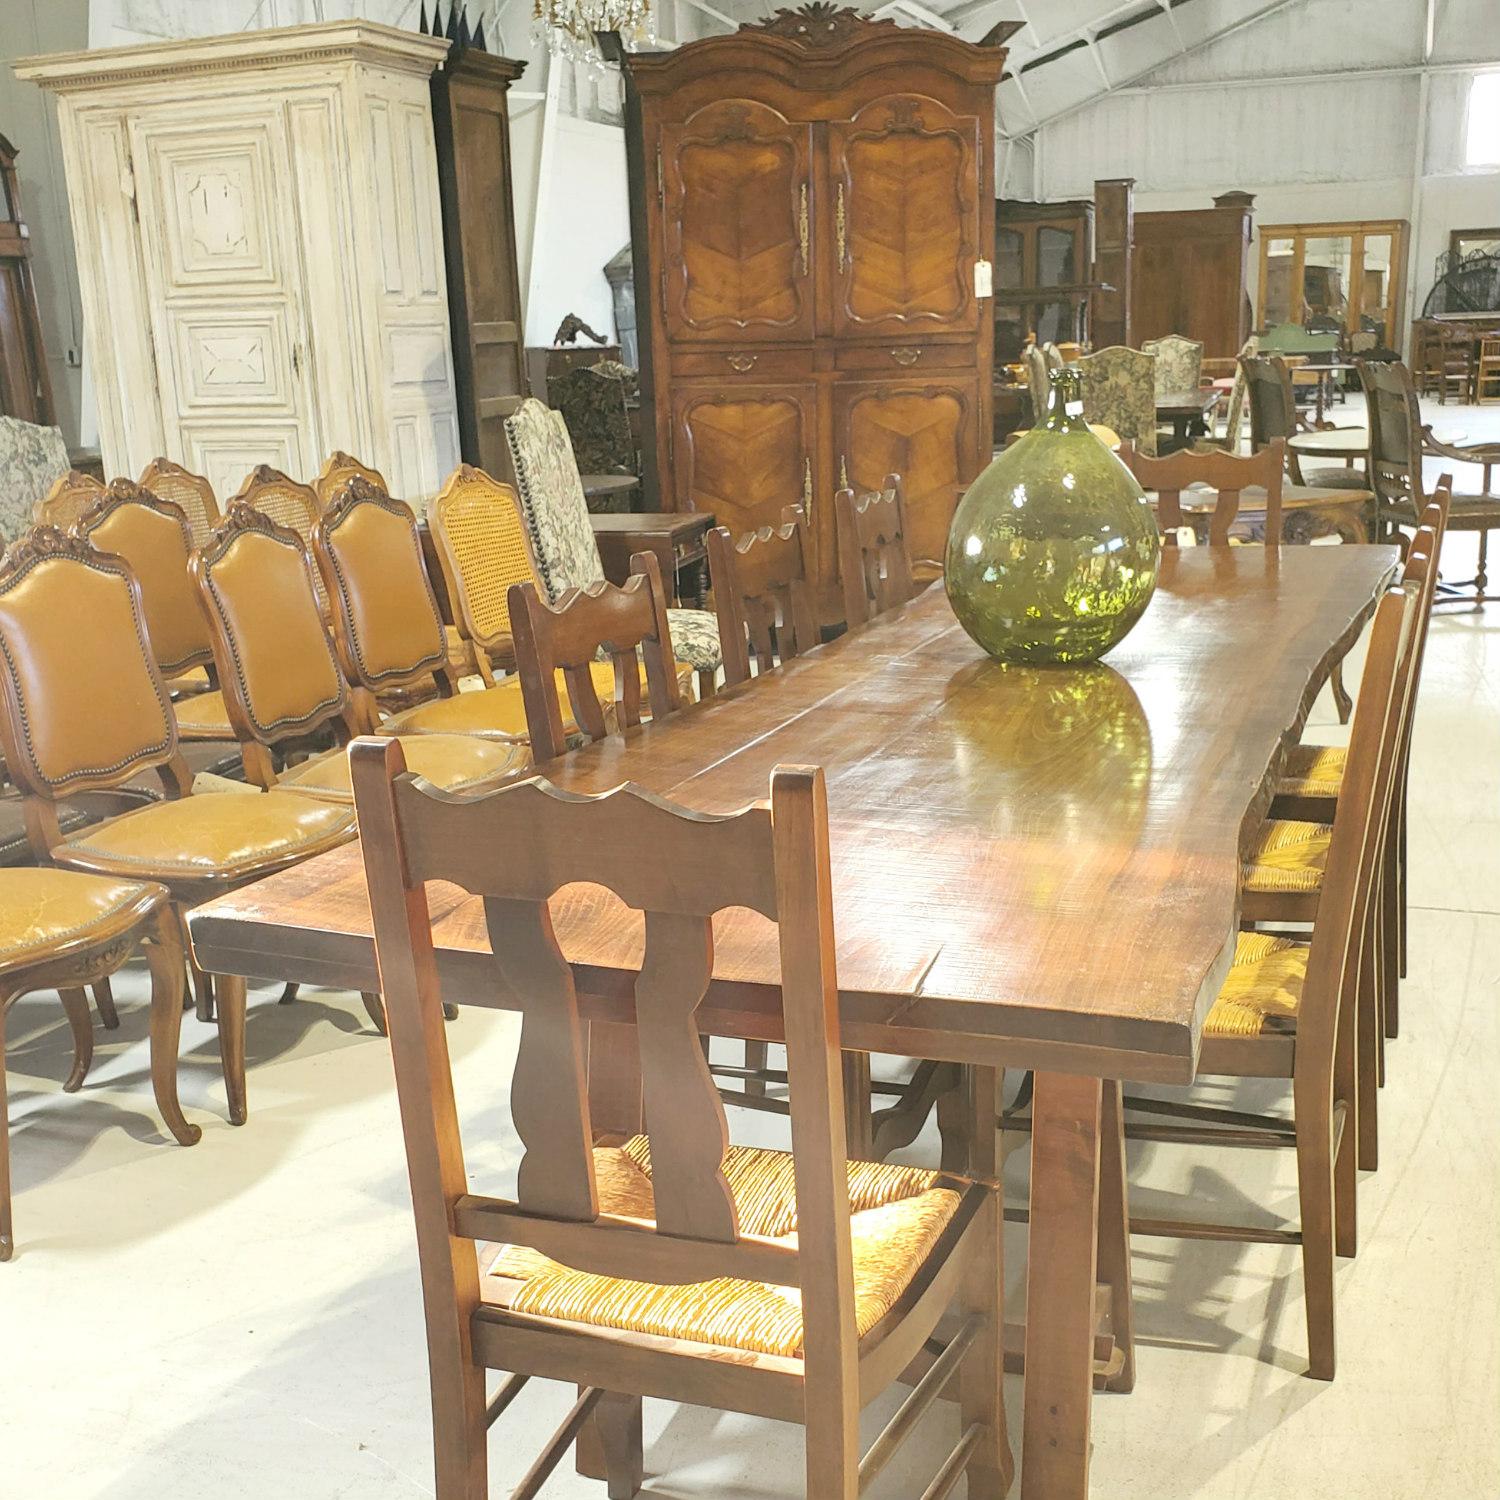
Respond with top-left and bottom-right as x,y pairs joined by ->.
1468,73 -> 1500,167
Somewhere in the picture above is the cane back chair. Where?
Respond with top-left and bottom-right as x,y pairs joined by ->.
0,868 -> 199,1261
137,458 -> 220,547
311,450 -> 387,509
708,505 -> 818,686
1125,582 -> 1416,1381
350,746 -> 1009,1500
0,527 -> 355,1124
33,468 -> 104,531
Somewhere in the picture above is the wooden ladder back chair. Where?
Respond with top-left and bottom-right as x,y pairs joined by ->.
835,479 -> 915,628
427,465 -> 540,686
708,504 -> 818,686
311,450 -> 388,509
350,746 -> 1008,1500
1127,584 -> 1416,1380
232,465 -> 328,611
314,476 -> 456,716
0,526 -> 355,1125
1241,352 -> 1298,451
1121,437 -> 1286,546
75,479 -> 216,682
138,458 -> 220,547
507,552 -> 682,764
33,468 -> 104,531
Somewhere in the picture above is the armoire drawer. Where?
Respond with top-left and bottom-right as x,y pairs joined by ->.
834,344 -> 972,374
670,348 -> 813,379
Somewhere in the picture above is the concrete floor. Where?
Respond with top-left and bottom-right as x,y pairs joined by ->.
2,404 -> 1497,1498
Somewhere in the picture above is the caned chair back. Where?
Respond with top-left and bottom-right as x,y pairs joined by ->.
1358,358 -> 1423,524
312,451 -> 388,509
1077,345 -> 1158,456
34,469 -> 104,531
1120,438 -> 1286,546
1023,343 -> 1050,421
138,459 -> 220,546
0,528 -> 185,815
75,479 -> 214,678
835,478 -> 914,628
191,502 -> 353,780
1142,334 -> 1204,399
314,477 -> 451,700
232,465 -> 327,612
349,745 -> 855,1368
507,552 -> 682,763
428,465 -> 540,679
1241,354 -> 1299,451
708,505 -> 817,686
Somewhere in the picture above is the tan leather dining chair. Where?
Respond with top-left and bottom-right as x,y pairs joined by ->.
351,746 -> 1010,1500
137,458 -> 220,547
231,465 -> 329,613
0,526 -> 356,1125
311,450 -> 387,509
1,867 -> 199,1261
708,504 -> 818,686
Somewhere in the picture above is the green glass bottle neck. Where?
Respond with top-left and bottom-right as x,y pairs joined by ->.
1040,368 -> 1090,434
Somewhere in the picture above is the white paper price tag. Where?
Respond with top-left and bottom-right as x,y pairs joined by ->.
973,259 -> 993,298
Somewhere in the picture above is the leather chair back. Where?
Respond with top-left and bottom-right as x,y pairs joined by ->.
314,477 -> 449,695
77,479 -> 214,678
231,466 -> 327,612
0,528 -> 178,799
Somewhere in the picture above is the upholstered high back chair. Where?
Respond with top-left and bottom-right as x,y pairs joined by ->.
502,397 -> 722,691
427,465 -> 540,686
0,416 -> 68,541
546,360 -> 638,475
1142,334 -> 1204,398
349,746 -> 1008,1500
34,469 -> 104,531
311,450 -> 388,509
138,459 -> 220,546
232,465 -> 328,611
708,505 -> 818,686
1077,345 -> 1158,456
0,526 -> 355,1123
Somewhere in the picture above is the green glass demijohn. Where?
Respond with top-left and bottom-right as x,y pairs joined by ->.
944,366 -> 1160,664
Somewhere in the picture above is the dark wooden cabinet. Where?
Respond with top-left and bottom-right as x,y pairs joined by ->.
617,7 -> 1005,624
0,133 -> 55,427
428,36 -> 528,477
1131,191 -> 1254,361
993,197 -> 1093,363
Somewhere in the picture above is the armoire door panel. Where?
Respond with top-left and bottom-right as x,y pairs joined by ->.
833,378 -> 979,580
672,384 -> 816,543
660,101 -> 814,344
828,95 -> 982,339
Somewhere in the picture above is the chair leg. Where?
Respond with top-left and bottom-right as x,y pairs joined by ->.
216,974 -> 248,1126
1381,831 -> 1400,1042
594,1391 -> 644,1500
1397,787 -> 1409,980
1477,529 -> 1490,604
361,992 -> 389,1035
1329,660 -> 1353,725
1355,939 -> 1379,1173
92,978 -> 120,1030
842,1052 -> 873,1160
1293,1087 -> 1338,1381
1095,1078 -> 1136,1393
146,913 -> 201,1148
277,982 -> 299,1006
189,952 -> 215,1023
0,1002 -> 11,1261
59,989 -> 93,1094
742,1040 -> 769,1098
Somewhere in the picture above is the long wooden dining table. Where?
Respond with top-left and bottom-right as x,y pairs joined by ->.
187,542 -> 1398,1498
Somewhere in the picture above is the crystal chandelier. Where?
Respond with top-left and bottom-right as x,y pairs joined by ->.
533,0 -> 654,68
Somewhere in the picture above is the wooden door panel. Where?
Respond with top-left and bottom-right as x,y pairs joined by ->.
672,385 -> 816,544
829,96 -> 981,339
661,101 -> 813,343
833,378 -> 980,582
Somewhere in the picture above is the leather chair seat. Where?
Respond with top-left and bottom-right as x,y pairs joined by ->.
0,868 -> 162,972
1277,743 -> 1346,801
50,789 -> 354,885
172,689 -> 237,742
486,1137 -> 959,1359
1204,931 -> 1309,1038
281,733 -> 528,803
1243,818 -> 1331,895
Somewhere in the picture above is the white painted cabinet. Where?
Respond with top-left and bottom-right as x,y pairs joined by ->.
17,22 -> 463,505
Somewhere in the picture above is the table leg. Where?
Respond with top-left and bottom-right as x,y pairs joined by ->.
1095,1079 -> 1135,1393
1021,1071 -> 1103,1500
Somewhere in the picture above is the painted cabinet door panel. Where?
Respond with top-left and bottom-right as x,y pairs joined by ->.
671,383 -> 817,546
828,95 -> 982,339
832,377 -> 980,587
660,101 -> 814,344
127,107 -> 314,491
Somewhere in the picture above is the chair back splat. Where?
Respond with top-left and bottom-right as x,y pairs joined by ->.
834,480 -> 915,628
1120,438 -> 1286,546
708,504 -> 817,685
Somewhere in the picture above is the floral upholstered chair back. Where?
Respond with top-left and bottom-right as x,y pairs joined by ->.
501,397 -> 606,605
1077,346 -> 1158,457
546,361 -> 638,479
0,417 -> 69,543
1141,335 -> 1203,400
1024,344 -> 1051,424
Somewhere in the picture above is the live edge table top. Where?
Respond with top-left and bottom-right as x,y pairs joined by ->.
188,545 -> 1398,1087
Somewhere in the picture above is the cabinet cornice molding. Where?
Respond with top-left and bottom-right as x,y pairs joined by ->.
15,21 -> 450,94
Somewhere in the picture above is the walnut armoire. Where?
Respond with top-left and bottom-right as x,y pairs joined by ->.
615,7 -> 1007,624
17,22 -> 463,504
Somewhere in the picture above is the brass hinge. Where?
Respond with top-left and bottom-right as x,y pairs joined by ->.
798,182 -> 809,277
803,456 -> 812,510
655,148 -> 664,206
836,182 -> 847,271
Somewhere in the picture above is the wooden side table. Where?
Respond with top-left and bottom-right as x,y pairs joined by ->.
590,511 -> 714,607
